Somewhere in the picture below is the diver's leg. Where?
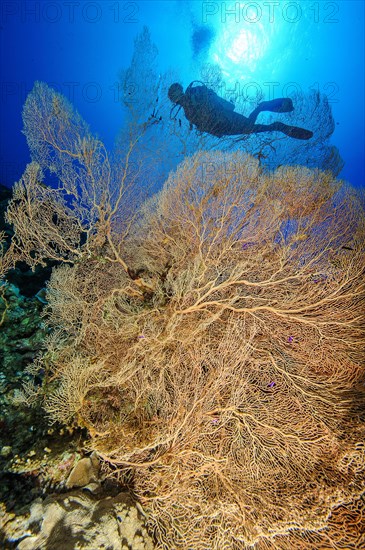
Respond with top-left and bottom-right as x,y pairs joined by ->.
200,111 -> 312,140
252,121 -> 313,140
248,98 -> 294,122
206,111 -> 253,136
247,105 -> 263,123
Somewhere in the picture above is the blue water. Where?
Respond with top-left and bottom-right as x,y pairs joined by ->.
0,0 -> 364,188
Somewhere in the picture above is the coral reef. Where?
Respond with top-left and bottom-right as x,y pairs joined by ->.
1,80 -> 364,549
0,279 -> 51,505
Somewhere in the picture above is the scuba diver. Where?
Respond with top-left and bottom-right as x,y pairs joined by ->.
168,81 -> 313,140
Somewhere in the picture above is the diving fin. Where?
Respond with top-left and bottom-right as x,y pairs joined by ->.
271,121 -> 313,140
281,125 -> 313,140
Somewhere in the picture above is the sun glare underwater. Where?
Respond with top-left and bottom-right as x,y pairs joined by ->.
211,6 -> 270,76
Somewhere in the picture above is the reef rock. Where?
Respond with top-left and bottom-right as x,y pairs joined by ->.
65,451 -> 100,488
9,488 -> 154,550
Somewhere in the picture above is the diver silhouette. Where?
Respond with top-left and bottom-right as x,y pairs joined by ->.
168,82 -> 313,140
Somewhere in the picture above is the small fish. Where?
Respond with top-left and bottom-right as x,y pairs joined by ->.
35,288 -> 48,304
